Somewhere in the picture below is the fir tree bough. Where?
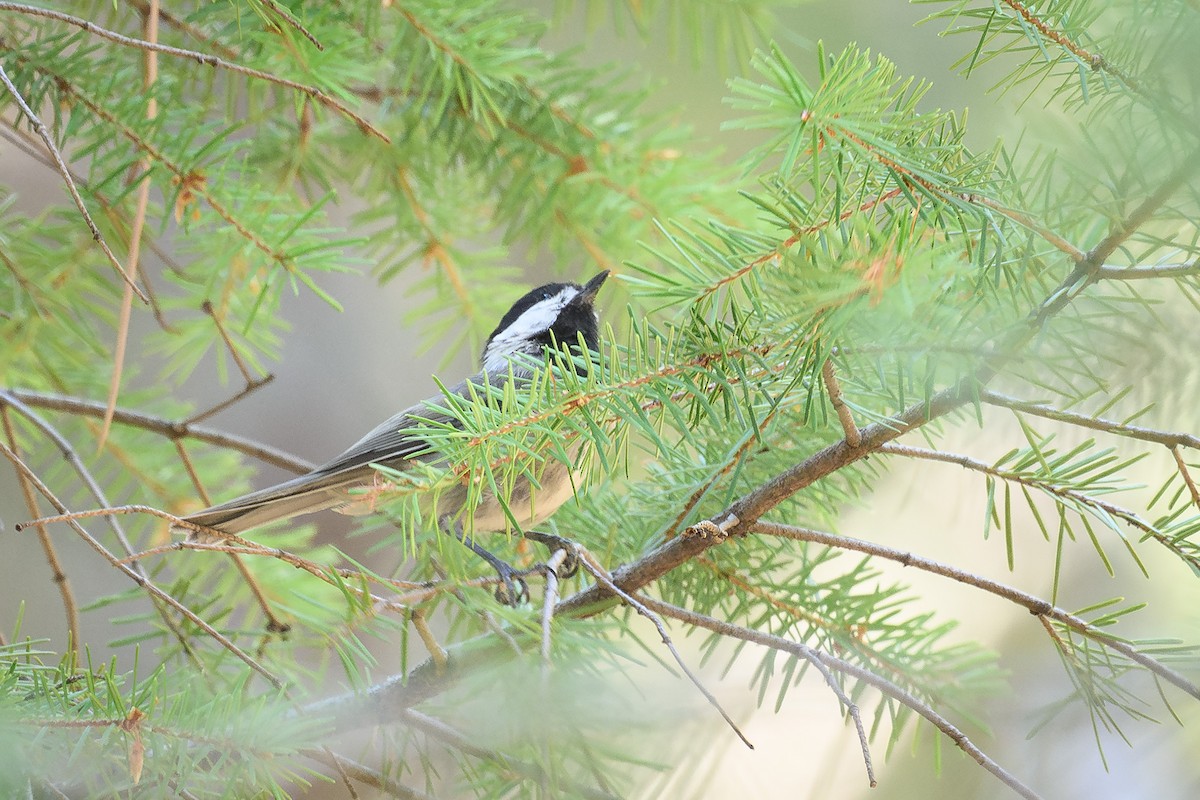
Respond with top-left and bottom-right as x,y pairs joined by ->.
2,1 -> 1199,797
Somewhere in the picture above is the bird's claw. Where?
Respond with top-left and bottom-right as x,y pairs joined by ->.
523,531 -> 581,579
493,564 -> 530,607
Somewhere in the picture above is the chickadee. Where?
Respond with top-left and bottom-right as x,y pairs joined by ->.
174,270 -> 609,603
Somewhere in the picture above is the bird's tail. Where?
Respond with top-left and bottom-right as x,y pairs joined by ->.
171,472 -> 355,541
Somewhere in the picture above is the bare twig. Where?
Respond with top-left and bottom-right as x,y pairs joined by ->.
1096,260 -> 1200,280
638,596 -> 1038,800
0,60 -> 147,302
981,390 -> 1200,450
1,406 -> 79,654
409,608 -> 448,673
540,548 -> 567,676
964,195 -> 1085,261
181,374 -> 274,427
0,2 -> 386,141
124,0 -> 240,60
576,549 -> 754,750
98,0 -> 160,449
0,441 -> 282,687
821,358 -> 861,447
751,520 -> 1200,702
1171,447 -> 1200,514
172,440 -> 291,633
4,389 -> 313,473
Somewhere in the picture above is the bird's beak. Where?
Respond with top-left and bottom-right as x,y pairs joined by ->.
578,270 -> 609,303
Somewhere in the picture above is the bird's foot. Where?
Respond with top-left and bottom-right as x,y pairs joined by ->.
523,530 -> 581,579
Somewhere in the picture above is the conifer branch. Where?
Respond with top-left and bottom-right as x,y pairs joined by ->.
638,596 -> 1036,799
0,2 -> 387,141
751,521 -> 1200,701
876,443 -> 1193,566
4,389 -> 314,473
995,0 -> 1139,91
0,405 -> 79,656
0,440 -> 283,687
0,59 -> 148,303
980,390 -> 1200,450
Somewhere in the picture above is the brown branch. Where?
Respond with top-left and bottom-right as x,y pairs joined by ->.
98,0 -> 160,449
1096,260 -> 1200,280
0,60 -> 147,302
751,520 -> 1200,702
981,390 -> 1200,450
822,357 -> 861,447
4,389 -> 313,473
964,194 -> 1084,261
1171,447 -> 1200,514
637,596 -> 1038,800
0,2 -> 386,141
1,406 -> 79,655
996,0 -> 1139,91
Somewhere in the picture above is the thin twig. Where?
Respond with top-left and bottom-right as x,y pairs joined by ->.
540,549 -> 567,677
876,442 -> 1189,563
173,439 -> 291,633
981,390 -> 1200,450
576,549 -> 754,749
1171,447 -> 1200,514
821,357 -> 861,447
0,391 -> 207,665
1,406 -> 79,655
324,745 -> 360,800
1096,260 -> 1200,280
0,60 -> 147,302
751,520 -> 1200,702
257,0 -> 324,50
0,2 -> 386,141
409,608 -> 448,673
201,300 -> 256,385
5,389 -> 313,473
98,0 -> 160,449
0,441 -> 283,688
180,374 -> 274,427
639,596 -> 1038,800
19,504 -> 412,602
964,195 -> 1085,261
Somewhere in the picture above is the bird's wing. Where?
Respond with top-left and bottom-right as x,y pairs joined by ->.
177,371 -> 519,533
310,373 -> 499,474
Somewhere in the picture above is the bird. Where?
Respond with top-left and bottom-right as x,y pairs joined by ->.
173,270 -> 609,603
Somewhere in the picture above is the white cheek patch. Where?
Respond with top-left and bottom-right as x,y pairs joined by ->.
483,287 -> 579,372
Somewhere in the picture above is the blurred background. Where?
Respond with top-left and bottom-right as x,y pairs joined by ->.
3,1 -> 1198,797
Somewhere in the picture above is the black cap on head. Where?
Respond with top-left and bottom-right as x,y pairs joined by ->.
482,271 -> 608,367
